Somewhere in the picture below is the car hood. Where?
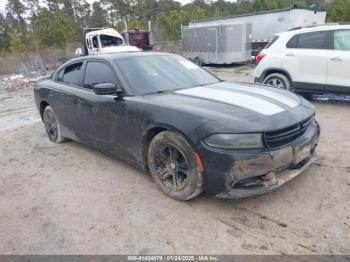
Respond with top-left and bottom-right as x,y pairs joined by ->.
143,81 -> 315,134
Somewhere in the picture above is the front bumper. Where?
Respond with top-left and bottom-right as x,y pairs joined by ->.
198,121 -> 320,198
216,154 -> 316,198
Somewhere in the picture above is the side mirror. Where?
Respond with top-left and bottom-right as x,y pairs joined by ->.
75,48 -> 82,56
93,83 -> 121,95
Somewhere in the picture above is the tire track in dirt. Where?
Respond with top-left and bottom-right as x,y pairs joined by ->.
213,208 -> 325,254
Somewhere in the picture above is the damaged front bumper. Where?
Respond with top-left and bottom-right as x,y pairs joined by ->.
199,121 -> 320,198
216,154 -> 317,198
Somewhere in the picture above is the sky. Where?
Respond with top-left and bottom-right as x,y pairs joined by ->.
0,0 -> 198,14
0,0 -> 6,14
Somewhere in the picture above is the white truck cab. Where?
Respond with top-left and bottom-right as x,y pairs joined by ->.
77,28 -> 140,56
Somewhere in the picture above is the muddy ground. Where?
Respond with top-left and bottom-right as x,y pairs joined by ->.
0,66 -> 349,255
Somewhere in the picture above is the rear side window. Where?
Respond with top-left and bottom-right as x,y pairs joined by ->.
265,35 -> 279,49
286,35 -> 298,48
58,62 -> 83,86
83,61 -> 117,89
334,30 -> 350,51
287,31 -> 329,49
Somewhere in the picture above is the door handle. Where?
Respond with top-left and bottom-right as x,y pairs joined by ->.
330,57 -> 342,61
285,53 -> 295,57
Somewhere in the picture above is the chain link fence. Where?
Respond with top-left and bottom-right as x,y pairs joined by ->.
152,40 -> 182,55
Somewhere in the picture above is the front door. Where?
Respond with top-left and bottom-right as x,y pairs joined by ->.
326,29 -> 350,93
75,60 -> 123,152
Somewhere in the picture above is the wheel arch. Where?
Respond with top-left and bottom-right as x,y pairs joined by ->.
141,124 -> 197,169
261,68 -> 293,83
39,101 -> 50,119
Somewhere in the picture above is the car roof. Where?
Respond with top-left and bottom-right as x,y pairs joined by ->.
67,51 -> 174,64
277,24 -> 350,36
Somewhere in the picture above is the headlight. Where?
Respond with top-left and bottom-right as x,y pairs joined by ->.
204,133 -> 264,149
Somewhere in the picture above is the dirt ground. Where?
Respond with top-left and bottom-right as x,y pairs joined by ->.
0,66 -> 349,255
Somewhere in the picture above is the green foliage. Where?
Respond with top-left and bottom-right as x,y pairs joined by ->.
162,10 -> 183,40
1,0 -> 350,52
328,0 -> 350,22
6,0 -> 26,19
128,16 -> 142,30
31,7 -> 79,48
0,14 -> 11,52
88,2 -> 109,28
161,4 -> 206,41
10,35 -> 25,53
182,5 -> 206,24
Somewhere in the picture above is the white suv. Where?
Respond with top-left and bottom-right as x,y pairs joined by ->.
253,24 -> 350,95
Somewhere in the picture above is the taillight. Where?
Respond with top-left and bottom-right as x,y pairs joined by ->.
256,53 -> 266,65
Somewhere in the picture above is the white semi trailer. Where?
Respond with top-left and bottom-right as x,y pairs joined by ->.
188,7 -> 327,52
182,23 -> 252,65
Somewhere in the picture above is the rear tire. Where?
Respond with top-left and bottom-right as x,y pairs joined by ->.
43,105 -> 67,143
194,57 -> 203,67
263,73 -> 291,91
148,131 -> 203,201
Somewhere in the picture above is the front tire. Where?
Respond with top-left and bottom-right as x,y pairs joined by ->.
148,131 -> 203,201
263,73 -> 291,91
43,105 -> 67,143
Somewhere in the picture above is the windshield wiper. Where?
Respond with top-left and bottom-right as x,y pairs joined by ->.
145,90 -> 168,95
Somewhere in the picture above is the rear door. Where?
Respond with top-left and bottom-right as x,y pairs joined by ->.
50,62 -> 83,137
326,29 -> 350,93
281,31 -> 330,91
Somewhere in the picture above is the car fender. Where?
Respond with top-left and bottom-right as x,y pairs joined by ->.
256,68 -> 293,84
143,122 -> 200,149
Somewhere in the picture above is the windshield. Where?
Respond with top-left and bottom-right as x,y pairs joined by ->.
100,34 -> 124,47
132,33 -> 145,40
115,54 -> 220,95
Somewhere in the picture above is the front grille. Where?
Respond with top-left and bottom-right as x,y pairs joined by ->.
264,117 -> 314,149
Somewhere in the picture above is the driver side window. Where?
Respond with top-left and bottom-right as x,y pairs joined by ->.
83,61 -> 117,90
92,36 -> 99,48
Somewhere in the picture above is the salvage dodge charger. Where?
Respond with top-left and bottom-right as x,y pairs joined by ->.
34,52 -> 320,200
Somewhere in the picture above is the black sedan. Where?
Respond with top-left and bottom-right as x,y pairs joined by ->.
34,52 -> 320,200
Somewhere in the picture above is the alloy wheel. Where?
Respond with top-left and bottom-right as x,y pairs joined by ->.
43,109 -> 58,141
265,78 -> 286,89
154,144 -> 190,192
